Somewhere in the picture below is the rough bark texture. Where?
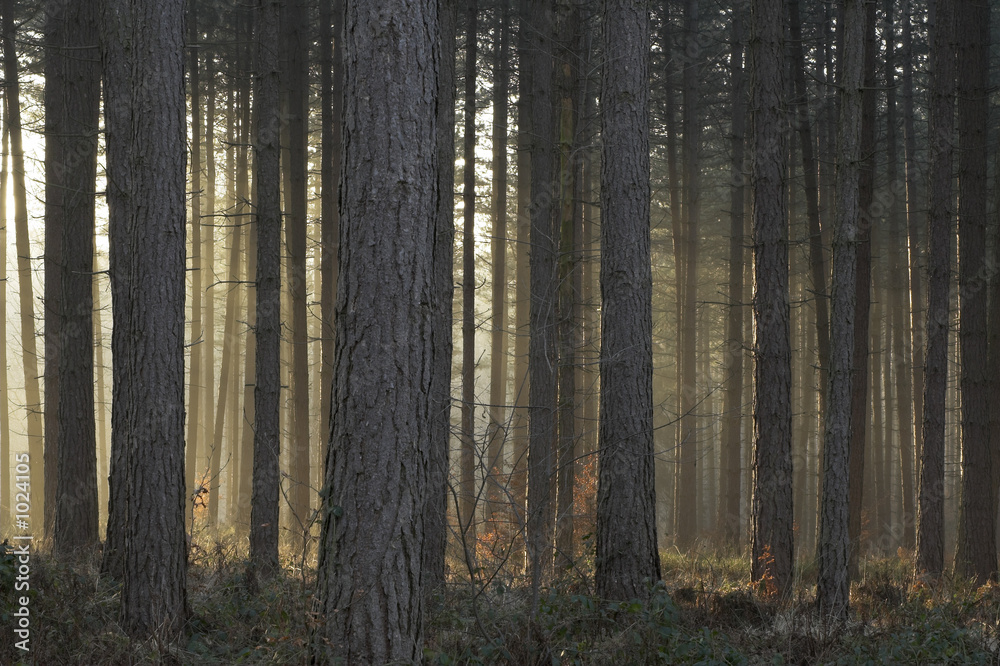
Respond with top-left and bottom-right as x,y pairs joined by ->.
596,0 -> 660,601
954,0 -> 995,586
3,0 -> 44,532
526,0 -> 557,594
748,0 -> 793,598
817,0 -> 865,619
49,0 -> 101,554
100,0 -> 188,638
720,2 -> 746,549
916,0 -> 954,577
424,0 -> 456,601
314,0 -> 437,660
249,0 -> 282,580
0,118 -> 9,531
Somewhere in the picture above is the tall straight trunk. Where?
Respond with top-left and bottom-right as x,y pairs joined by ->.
424,0 -> 456,599
314,0 -> 438,658
526,0 -> 557,595
185,0 -> 204,520
486,0 -> 510,526
597,0 -> 659,601
249,0 -> 282,581
954,0 -> 994,585
510,0 -> 533,570
720,2 -> 746,549
916,0 -> 954,577
884,0 -> 915,556
869,299 -> 885,552
788,0 -> 829,420
748,0 -> 792,597
817,0 -> 865,619
901,1 -> 924,514
319,0 -> 343,486
49,0 -> 101,554
460,0 -> 478,547
100,0 -> 188,636
283,0 -> 311,539
3,0 -> 44,532
554,0 -> 579,571
676,0 -> 701,549
847,0 -> 876,577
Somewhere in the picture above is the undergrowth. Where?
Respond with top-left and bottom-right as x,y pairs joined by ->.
1,538 -> 998,664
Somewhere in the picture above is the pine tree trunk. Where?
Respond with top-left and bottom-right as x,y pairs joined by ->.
249,0 -> 282,581
101,0 -> 188,637
423,0 -> 456,601
49,0 -> 101,554
916,0 -> 954,578
0,120 -> 8,532
596,0 -> 659,601
954,0 -> 994,585
748,0 -> 793,598
817,0 -> 865,619
314,0 -> 438,659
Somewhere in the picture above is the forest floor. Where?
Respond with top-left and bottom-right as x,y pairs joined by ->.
2,535 -> 999,664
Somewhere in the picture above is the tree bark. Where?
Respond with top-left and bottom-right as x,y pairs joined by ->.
249,0 -> 282,581
424,0 -> 457,601
916,0 -> 955,578
748,0 -> 793,598
49,0 -> 101,554
314,0 -> 437,659
954,0 -> 994,585
596,0 -> 660,601
817,0 -> 865,619
100,0 -> 188,637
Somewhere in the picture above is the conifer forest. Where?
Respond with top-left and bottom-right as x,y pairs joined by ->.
3,0 -> 1000,663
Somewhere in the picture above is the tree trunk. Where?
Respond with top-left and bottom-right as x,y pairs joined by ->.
916,0 -> 955,578
100,0 -> 188,637
249,0 -> 282,581
720,2 -> 746,549
3,0 -> 44,533
49,0 -> 101,554
596,0 -> 659,601
526,0 -> 557,596
486,0 -> 510,528
1,121 -> 10,531
282,0 -> 311,542
748,0 -> 793,598
817,0 -> 865,619
314,0 -> 437,659
460,0 -> 478,549
424,0 -> 457,601
847,0 -> 876,577
954,0 -> 994,585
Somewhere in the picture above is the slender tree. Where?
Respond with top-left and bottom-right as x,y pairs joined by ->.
314,0 -> 438,659
748,0 -> 793,598
817,0 -> 866,619
100,0 -> 188,637
916,0 -> 955,578
596,0 -> 660,601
